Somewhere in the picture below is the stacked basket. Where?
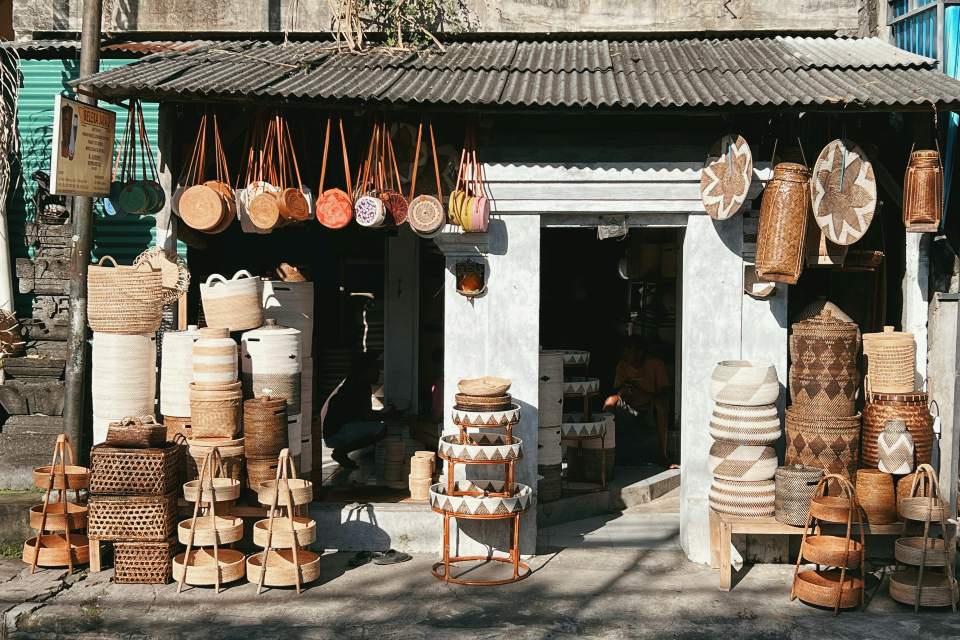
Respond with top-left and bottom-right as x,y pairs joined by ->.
707,360 -> 781,518
785,310 -> 862,483
88,418 -> 184,584
243,397 -> 287,499
87,255 -> 163,444
559,350 -> 611,485
408,452 -> 435,501
537,351 -> 565,502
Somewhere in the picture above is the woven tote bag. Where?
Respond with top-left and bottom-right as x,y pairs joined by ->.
87,256 -> 163,334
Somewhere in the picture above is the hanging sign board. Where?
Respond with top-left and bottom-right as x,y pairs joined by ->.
50,94 -> 116,197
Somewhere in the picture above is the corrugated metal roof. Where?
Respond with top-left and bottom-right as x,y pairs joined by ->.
0,39 -> 209,58
73,36 -> 960,110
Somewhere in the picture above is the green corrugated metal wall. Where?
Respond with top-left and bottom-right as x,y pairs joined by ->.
9,58 -> 166,317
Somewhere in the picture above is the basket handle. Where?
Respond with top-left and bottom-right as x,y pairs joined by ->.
138,415 -> 158,426
204,273 -> 228,287
116,416 -> 144,427
815,473 -> 856,500
96,255 -> 119,268
908,463 -> 940,500
232,270 -> 254,281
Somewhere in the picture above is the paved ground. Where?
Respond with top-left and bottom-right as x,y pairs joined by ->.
2,507 -> 959,639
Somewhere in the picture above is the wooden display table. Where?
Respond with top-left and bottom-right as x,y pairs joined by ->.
709,509 -> 903,591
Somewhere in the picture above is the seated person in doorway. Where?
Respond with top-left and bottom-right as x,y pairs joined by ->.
602,336 -> 671,466
321,352 -> 387,470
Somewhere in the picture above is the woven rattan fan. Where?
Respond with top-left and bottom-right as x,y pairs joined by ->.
134,247 -> 190,306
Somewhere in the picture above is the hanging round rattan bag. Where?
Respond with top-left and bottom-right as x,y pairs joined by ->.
810,139 -> 877,246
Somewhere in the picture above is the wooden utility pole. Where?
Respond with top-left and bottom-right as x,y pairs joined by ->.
62,0 -> 102,457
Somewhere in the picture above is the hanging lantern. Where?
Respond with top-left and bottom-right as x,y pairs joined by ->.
755,162 -> 810,285
903,150 -> 942,233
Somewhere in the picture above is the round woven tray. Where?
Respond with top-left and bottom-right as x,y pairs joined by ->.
889,569 -> 960,608
252,517 -> 317,548
177,516 -> 244,546
895,537 -> 951,567
453,393 -> 512,411
182,478 -> 241,504
22,534 -> 90,567
246,549 -> 321,587
898,496 -> 948,523
809,496 -> 857,524
257,479 -> 313,507
800,535 -> 862,568
793,569 -> 863,609
32,465 -> 89,491
29,503 -> 87,531
172,548 -> 246,586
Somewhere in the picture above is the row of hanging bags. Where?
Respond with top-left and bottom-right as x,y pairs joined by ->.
315,117 -> 354,229
447,125 -> 489,233
106,100 -> 165,216
176,111 -> 236,233
353,121 -> 409,228
407,121 -> 446,237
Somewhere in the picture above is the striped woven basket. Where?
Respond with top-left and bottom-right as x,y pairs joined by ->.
709,403 -> 781,446
774,464 -> 824,526
708,441 -> 777,481
709,478 -> 775,518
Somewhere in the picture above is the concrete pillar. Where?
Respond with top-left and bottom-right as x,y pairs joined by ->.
154,104 -> 177,254
928,294 -> 958,515
679,214 -> 744,565
383,229 -> 420,413
902,233 -> 931,385
436,216 -> 540,556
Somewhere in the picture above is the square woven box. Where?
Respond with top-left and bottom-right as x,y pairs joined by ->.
114,538 -> 178,584
90,442 -> 184,496
88,493 -> 177,542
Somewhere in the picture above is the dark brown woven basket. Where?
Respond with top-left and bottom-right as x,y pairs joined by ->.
755,163 -> 810,284
113,538 -> 177,584
88,493 -> 177,542
774,464 -> 824,526
90,442 -> 184,496
245,457 -> 280,498
105,416 -> 166,449
243,397 -> 288,459
163,415 -> 191,442
453,393 -> 513,411
862,392 -> 932,468
785,408 -> 861,481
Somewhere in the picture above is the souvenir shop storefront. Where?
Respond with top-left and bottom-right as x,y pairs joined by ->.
38,35 -> 960,595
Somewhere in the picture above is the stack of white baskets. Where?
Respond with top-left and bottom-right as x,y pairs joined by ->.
537,350 -> 565,502
707,360 -> 782,519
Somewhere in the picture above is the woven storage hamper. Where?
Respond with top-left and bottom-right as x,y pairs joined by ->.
537,463 -> 562,503
862,392 -> 932,468
854,468 -> 897,524
90,442 -> 184,496
113,538 -> 177,584
189,382 -> 242,438
245,457 -> 280,497
262,280 -> 315,357
788,367 -> 859,417
187,437 -> 245,483
163,415 -> 191,441
878,420 -> 915,475
243,396 -> 288,459
709,361 -> 779,406
159,326 -> 200,417
200,270 -> 263,332
774,465 -> 824,526
709,478 -> 775,518
784,408 -> 861,481
755,162 -> 810,285
538,425 -> 563,466
91,333 -> 157,442
88,493 -> 177,542
87,256 -> 163,334
241,320 -> 302,410
708,441 -> 777,481
709,403 -> 781,445
538,351 -> 565,427
862,327 -> 916,394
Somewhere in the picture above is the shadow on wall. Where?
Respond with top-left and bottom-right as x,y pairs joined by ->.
314,502 -> 392,552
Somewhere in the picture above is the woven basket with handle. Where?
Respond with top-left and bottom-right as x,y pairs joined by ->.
87,256 -> 163,333
105,416 -> 166,449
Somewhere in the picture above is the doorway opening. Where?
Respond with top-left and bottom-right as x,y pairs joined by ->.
540,227 -> 682,497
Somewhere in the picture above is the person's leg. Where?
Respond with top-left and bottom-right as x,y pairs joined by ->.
329,421 -> 386,469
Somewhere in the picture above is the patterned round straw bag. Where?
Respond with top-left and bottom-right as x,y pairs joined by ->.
700,134 -> 753,220
407,122 -> 447,237
810,139 -> 876,246
315,118 -> 354,229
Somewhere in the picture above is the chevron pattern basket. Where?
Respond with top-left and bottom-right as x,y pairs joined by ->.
708,441 -> 777,481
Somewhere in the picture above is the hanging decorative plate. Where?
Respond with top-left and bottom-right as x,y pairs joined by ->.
700,134 -> 753,221
811,139 -> 877,246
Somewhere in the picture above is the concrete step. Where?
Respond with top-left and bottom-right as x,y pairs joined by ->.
0,429 -> 60,489
611,467 -> 681,510
3,415 -> 65,434
309,501 -> 442,554
0,491 -> 38,548
537,510 -> 681,551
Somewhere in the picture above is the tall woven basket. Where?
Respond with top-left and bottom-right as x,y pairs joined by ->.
862,327 -> 916,394
774,465 -> 824,526
189,382 -> 242,438
113,539 -> 178,584
755,162 -> 810,285
785,408 -> 861,481
789,310 -> 860,416
862,391 -> 932,468
87,256 -> 163,334
243,396 -> 288,459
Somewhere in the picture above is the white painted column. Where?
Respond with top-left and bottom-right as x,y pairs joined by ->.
383,228 -> 420,413
679,213 -> 744,564
902,233 -> 931,386
436,216 -> 540,556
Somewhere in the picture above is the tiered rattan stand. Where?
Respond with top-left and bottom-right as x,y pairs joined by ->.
434,403 -> 531,586
174,448 -> 244,593
560,413 -> 607,491
561,353 -> 605,491
23,435 -> 90,574
791,474 -> 865,615
563,376 -> 600,421
890,464 -> 959,610
248,448 -> 318,593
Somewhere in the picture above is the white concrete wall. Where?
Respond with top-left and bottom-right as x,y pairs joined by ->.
437,216 -> 540,557
902,233 -> 931,386
384,229 -> 420,413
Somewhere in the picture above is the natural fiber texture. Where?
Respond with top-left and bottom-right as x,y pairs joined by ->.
862,392 -> 932,468
889,570 -> 959,608
113,539 -> 177,584
903,150 -> 942,233
708,478 -> 775,518
793,569 -> 863,609
810,139 -> 877,246
784,408 -> 861,480
200,271 -> 263,332
801,535 -> 863,568
854,469 -> 897,524
755,162 -> 810,284
104,416 -> 166,449
187,447 -> 244,484
245,458 -> 279,494
898,464 -> 948,523
87,493 -> 177,541
862,327 -> 916,394
242,372 -> 301,411
192,329 -> 237,386
709,403 -> 781,446
878,420 -> 915,475
709,361 -> 779,406
160,327 -> 200,417
163,415 -> 191,441
90,442 -> 184,496
895,537 -> 951,567
789,310 -> 860,416
708,441 -> 777,481
190,382 -> 242,438
774,465 -> 824,526
87,256 -> 163,333
243,397 -> 288,458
